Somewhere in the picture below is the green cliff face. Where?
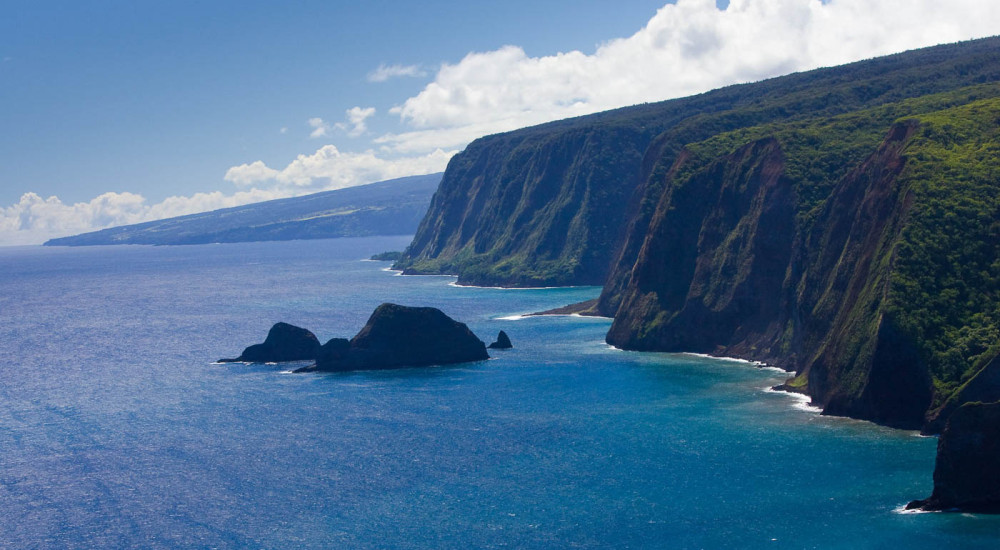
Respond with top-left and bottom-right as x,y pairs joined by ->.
398,37 -> 1000,431
608,93 -> 1000,430
395,123 -> 658,286
397,38 -> 1000,287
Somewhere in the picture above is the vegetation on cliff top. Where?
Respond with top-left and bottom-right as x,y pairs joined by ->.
888,98 -> 1000,408
397,38 -> 1000,289
397,37 -> 1000,431
606,89 -> 1000,429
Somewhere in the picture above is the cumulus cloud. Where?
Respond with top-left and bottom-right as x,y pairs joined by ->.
384,0 -> 1000,154
334,106 -> 376,137
367,63 -> 427,82
308,117 -> 330,138
224,145 -> 455,191
14,0 -> 998,246
0,144 -> 455,244
0,188 -> 283,246
224,160 -> 280,186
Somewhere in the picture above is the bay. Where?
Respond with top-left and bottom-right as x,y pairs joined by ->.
0,237 -> 996,548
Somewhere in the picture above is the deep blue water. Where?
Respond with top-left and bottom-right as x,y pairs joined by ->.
0,237 -> 997,548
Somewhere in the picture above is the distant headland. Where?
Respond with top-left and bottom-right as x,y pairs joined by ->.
44,173 -> 440,247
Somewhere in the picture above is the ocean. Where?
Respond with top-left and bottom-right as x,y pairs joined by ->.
0,236 -> 996,548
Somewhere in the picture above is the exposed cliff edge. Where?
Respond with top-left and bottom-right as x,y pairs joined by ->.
907,401 -> 1000,513
297,304 -> 489,372
396,37 -> 1000,434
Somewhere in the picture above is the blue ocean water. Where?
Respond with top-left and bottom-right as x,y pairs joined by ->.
0,237 -> 997,548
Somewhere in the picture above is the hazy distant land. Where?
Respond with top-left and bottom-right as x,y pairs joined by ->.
44,173 -> 441,247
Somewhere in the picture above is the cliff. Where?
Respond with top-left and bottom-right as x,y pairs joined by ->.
397,37 -> 1000,288
907,401 -> 1000,512
608,95 -> 1000,430
396,37 -> 1000,433
395,117 -> 665,286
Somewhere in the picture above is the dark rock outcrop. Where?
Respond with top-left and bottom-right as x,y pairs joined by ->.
528,298 -> 601,317
488,330 -> 513,349
370,251 -> 403,261
220,322 -> 321,363
297,304 -> 489,372
907,402 -> 1000,513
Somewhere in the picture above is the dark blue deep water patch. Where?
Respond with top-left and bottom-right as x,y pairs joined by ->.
0,238 -> 997,548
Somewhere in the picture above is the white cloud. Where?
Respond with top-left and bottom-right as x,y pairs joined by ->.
144,188 -> 285,220
374,118 -> 533,155
12,0 -> 999,247
0,189 -> 283,246
334,106 -> 376,137
224,145 -> 455,192
0,144 -> 456,245
383,0 -> 1000,154
367,63 -> 427,82
308,117 -> 330,138
280,127 -> 288,134
224,160 -> 280,187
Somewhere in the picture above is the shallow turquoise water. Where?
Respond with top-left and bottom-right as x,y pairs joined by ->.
0,237 -> 996,548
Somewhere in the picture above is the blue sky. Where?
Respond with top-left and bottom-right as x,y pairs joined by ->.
0,0 -> 666,205
1,0 -> 998,245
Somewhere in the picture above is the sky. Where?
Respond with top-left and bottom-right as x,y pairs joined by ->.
2,0 -> 999,246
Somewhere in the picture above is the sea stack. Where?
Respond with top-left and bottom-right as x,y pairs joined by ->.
219,322 -> 321,363
297,303 -> 489,372
488,330 -> 513,349
906,401 -> 1000,513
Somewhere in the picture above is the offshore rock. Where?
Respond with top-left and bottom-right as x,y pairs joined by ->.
220,322 -> 321,363
907,402 -> 1000,513
297,303 -> 489,372
488,330 -> 513,349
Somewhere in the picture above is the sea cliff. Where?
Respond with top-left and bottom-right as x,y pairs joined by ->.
396,37 -> 1000,433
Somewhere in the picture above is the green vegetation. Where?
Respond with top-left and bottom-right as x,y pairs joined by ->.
887,98 -> 1000,407
369,251 -> 403,262
608,88 -> 1000,428
399,38 -> 1000,288
398,37 -> 1000,430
